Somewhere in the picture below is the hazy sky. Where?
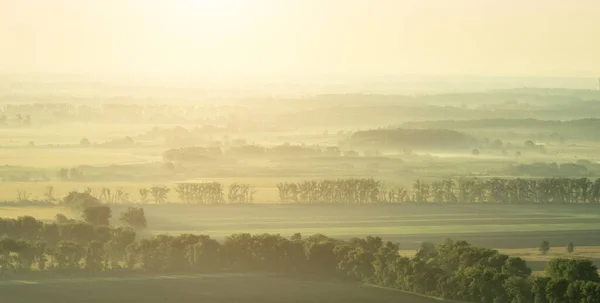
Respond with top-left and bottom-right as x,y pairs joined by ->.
1,0 -> 600,80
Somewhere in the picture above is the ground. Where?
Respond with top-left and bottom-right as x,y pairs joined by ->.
3,204 -> 600,250
0,273 -> 444,303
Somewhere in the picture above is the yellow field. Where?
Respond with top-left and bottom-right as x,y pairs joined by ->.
0,123 -> 159,146
0,148 -> 161,167
496,246 -> 600,262
0,205 -> 73,221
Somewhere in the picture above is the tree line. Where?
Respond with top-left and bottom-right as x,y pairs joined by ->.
1,213 -> 599,302
409,177 -> 600,204
276,177 -> 600,205
276,179 -> 406,204
15,177 -> 600,205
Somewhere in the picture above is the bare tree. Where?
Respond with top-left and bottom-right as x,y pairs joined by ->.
16,190 -> 32,202
150,186 -> 170,204
44,186 -> 55,202
139,188 -> 150,204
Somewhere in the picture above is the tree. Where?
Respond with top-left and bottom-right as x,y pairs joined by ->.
62,192 -> 101,210
84,240 -> 105,273
545,278 -> 569,303
119,207 -> 147,230
52,240 -> 83,270
567,242 -> 575,254
524,140 -> 536,148
545,258 -> 600,282
539,241 -> 550,255
139,188 -> 150,203
82,205 -> 112,226
44,186 -> 55,202
16,190 -> 31,202
150,186 -> 170,204
80,138 -> 91,147
55,213 -> 74,224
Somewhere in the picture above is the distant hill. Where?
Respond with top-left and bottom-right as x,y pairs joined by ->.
347,128 -> 475,150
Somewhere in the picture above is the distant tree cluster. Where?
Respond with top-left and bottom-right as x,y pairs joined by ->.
57,168 -> 84,181
174,183 -> 225,204
163,146 -> 222,162
162,144 -> 343,162
61,192 -> 112,226
137,183 -> 254,204
347,128 -> 475,150
510,162 -> 589,177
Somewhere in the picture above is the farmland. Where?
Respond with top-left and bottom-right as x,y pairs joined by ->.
3,87 -> 600,303
0,273 -> 444,303
3,203 -> 600,250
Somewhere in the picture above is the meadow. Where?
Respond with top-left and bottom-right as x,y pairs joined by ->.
0,273 -> 448,303
3,203 -> 600,250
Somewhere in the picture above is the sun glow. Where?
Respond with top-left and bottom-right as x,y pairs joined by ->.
166,0 -> 249,22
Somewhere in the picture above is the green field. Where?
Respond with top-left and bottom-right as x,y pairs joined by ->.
3,203 -> 600,250
0,273 -> 445,303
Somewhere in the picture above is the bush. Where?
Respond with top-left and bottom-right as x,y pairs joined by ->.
82,205 -> 112,226
539,241 -> 550,255
119,207 -> 147,230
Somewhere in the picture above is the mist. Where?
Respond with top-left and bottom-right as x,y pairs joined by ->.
2,1 -> 600,303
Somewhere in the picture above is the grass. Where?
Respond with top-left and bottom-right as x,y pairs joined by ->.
0,273 -> 445,303
3,204 -> 600,251
496,246 -> 600,262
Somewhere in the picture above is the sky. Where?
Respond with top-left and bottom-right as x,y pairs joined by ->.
1,0 -> 600,82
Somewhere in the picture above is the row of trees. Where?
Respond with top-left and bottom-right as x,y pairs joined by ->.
50,183 -> 254,205
2,214 -> 600,302
276,177 -> 600,204
277,179 -> 391,204
410,177 -> 600,204
17,177 -> 600,205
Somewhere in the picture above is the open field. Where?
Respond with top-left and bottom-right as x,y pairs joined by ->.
0,273 -> 444,303
3,204 -> 600,250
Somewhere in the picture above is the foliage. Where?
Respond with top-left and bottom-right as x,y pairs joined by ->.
539,241 -> 550,255
404,177 -> 600,204
149,186 -> 170,204
119,207 -> 147,230
81,205 -> 112,226
3,213 -> 600,303
276,179 -> 385,204
567,242 -> 575,254
62,192 -> 102,210
227,183 -> 255,204
545,258 -> 599,282
174,183 -> 224,204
